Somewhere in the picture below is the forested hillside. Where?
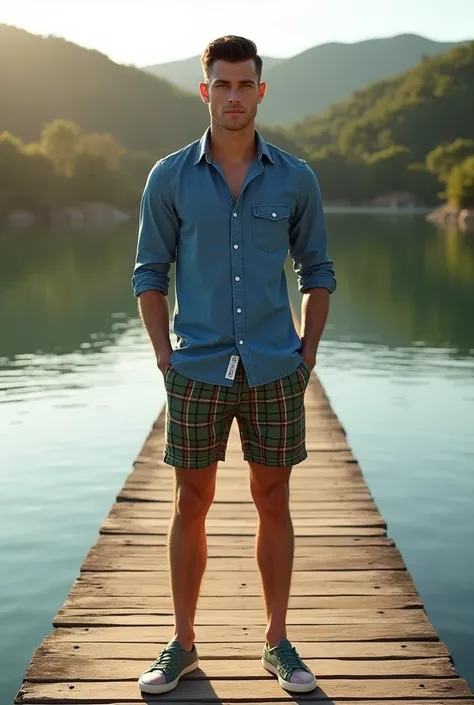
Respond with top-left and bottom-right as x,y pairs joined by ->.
285,42 -> 474,206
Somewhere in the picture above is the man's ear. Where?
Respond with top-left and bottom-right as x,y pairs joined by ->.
199,81 -> 210,104
257,81 -> 267,104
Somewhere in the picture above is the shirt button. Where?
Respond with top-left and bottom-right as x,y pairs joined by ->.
237,308 -> 242,313
239,340 -> 244,345
233,213 -> 238,218
233,244 -> 239,249
235,276 -> 240,281
272,212 -> 277,217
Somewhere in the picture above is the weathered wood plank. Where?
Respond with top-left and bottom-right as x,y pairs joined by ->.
119,488 -> 374,502
81,547 -> 405,571
100,517 -> 387,535
53,607 -> 429,628
93,533 -> 394,548
83,543 -> 400,557
115,500 -> 376,512
69,580 -> 416,597
35,637 -> 451,660
16,677 -> 472,702
124,475 -> 368,487
109,506 -> 381,519
61,595 -> 423,610
71,571 -> 418,598
26,655 -> 457,681
76,568 -> 417,586
44,622 -> 439,642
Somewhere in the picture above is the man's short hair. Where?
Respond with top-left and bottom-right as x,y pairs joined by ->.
201,35 -> 263,81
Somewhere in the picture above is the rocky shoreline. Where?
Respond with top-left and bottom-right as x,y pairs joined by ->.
426,204 -> 474,232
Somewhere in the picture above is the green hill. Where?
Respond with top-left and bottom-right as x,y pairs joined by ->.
0,24 -> 304,159
290,41 -> 474,161
143,34 -> 466,125
0,24 -> 307,223
144,54 -> 283,92
284,41 -> 474,205
0,23 -> 208,157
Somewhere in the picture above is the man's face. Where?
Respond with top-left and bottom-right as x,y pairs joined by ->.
200,59 -> 266,131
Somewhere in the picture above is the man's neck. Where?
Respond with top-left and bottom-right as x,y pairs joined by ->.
209,121 -> 257,165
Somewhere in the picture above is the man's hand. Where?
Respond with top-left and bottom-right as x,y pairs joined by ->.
156,347 -> 172,377
301,346 -> 317,373
300,288 -> 329,373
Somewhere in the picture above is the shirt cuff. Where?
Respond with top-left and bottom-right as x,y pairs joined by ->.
300,274 -> 337,294
132,271 -> 169,297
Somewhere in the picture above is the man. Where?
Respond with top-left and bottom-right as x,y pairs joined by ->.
132,35 -> 336,695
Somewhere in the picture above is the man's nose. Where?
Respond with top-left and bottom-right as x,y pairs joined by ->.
228,90 -> 240,103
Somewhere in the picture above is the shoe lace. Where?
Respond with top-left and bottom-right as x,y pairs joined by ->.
149,647 -> 180,672
277,644 -> 305,673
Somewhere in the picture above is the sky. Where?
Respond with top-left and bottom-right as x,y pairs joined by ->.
1,0 -> 473,66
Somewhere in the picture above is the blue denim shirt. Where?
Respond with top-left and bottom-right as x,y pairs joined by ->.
132,128 -> 336,387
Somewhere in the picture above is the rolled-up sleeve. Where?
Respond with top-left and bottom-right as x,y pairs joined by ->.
132,159 -> 178,297
289,163 -> 336,294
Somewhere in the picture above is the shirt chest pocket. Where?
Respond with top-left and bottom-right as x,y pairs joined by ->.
253,204 -> 291,252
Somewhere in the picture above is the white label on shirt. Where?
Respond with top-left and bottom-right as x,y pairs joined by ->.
225,355 -> 240,380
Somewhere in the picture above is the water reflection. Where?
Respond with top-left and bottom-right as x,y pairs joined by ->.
320,215 -> 474,355
1,215 -> 473,366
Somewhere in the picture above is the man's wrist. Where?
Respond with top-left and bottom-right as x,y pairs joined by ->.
300,336 -> 318,356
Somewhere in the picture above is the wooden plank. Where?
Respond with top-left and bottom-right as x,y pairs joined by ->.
120,488 -> 374,502
100,518 -> 387,535
53,607 -> 429,628
124,474 -> 368,486
102,516 -> 388,528
35,636 -> 451,660
80,557 -> 404,572
26,654 -> 457,681
71,571 -> 418,598
115,499 -> 376,512
93,533 -> 395,547
126,462 -> 363,474
108,505 -> 381,518
16,678 -> 473,701
44,622 -> 439,642
126,464 -> 360,472
61,594 -> 423,610
76,569 -> 416,585
83,543 -> 400,557
81,548 -> 405,571
69,579 -> 416,597
37,635 -> 450,660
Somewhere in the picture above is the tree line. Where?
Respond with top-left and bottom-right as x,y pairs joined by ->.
1,39 -> 474,226
286,42 -> 474,208
0,120 -> 154,224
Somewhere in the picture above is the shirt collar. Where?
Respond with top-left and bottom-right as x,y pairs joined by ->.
193,126 -> 275,165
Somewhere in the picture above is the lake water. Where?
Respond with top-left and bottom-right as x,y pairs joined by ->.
1,215 -> 473,701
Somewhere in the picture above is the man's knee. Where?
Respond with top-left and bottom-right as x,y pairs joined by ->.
250,473 -> 291,521
174,464 -> 216,523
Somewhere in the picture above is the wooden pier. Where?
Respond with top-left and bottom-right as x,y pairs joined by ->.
15,372 -> 473,703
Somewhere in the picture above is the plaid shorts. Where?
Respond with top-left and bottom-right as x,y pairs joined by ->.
163,360 -> 311,469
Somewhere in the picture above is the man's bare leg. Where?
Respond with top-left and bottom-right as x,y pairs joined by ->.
169,463 -> 217,649
248,462 -> 293,647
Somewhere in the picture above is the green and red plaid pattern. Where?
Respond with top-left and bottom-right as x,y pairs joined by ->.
163,360 -> 311,469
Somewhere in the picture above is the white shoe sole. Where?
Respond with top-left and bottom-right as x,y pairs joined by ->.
138,658 -> 199,694
262,658 -> 317,693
